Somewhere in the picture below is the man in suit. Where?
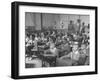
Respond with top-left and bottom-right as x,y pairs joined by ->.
68,20 -> 75,34
75,19 -> 81,34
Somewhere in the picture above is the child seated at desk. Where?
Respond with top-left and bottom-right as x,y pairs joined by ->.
56,42 -> 80,66
43,39 -> 58,67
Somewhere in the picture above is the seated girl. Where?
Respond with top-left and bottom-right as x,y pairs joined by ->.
43,40 -> 58,67
56,42 -> 80,66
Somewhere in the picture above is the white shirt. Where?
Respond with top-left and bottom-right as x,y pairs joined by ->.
26,39 -> 33,47
70,50 -> 80,61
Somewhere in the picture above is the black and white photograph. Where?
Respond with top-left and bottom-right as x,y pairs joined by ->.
25,13 -> 90,68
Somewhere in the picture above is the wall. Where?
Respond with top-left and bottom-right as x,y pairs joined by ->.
35,13 -> 41,30
25,12 -> 36,27
42,13 -> 54,29
0,0 -> 99,81
26,13 -> 89,30
25,13 -> 41,30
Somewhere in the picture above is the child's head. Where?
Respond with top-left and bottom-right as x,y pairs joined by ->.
72,42 -> 79,51
30,35 -> 32,39
50,43 -> 55,49
81,44 -> 86,50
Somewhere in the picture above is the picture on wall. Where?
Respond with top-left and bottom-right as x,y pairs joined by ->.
11,1 -> 98,79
